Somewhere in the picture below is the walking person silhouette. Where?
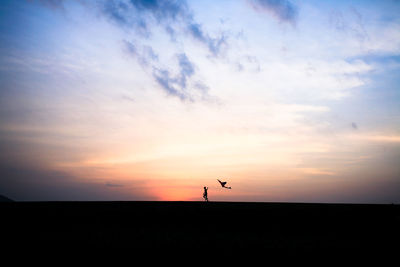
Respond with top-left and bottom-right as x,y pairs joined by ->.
203,186 -> 209,202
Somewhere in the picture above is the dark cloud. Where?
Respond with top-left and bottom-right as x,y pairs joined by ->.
124,38 -> 211,101
177,53 -> 194,76
35,0 -> 230,102
0,165 -> 113,201
123,40 -> 158,67
0,162 -> 152,201
36,0 -> 228,101
151,53 -> 210,101
103,0 -> 150,37
248,0 -> 298,24
187,23 -> 228,56
152,67 -> 188,101
352,122 -> 358,130
103,0 -> 227,56
38,0 -> 65,10
105,182 -> 124,187
177,53 -> 194,88
128,0 -> 190,22
103,1 -> 227,101
0,136 -> 153,201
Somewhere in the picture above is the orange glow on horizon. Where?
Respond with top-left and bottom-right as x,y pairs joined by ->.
151,186 -> 200,201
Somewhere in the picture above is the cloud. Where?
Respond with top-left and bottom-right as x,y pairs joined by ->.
38,0 -> 65,10
248,0 -> 298,25
152,67 -> 188,100
177,53 -> 194,88
299,168 -> 336,176
105,182 -> 124,187
150,53 -> 213,101
101,1 -> 228,101
123,37 -> 212,101
34,0 -> 230,101
129,0 -> 188,20
187,23 -> 228,56
123,41 -> 210,101
102,0 -> 227,56
0,164 -> 138,201
326,7 -> 400,58
123,40 -> 159,67
358,135 -> 400,143
102,0 -> 189,37
351,122 -> 358,130
0,137 -> 152,201
151,53 -> 208,101
329,7 -> 369,46
121,94 -> 135,102
103,2 -> 146,36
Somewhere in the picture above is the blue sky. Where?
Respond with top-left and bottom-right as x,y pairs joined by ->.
0,0 -> 399,202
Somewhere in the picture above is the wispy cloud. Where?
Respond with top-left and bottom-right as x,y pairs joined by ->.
248,0 -> 298,25
102,0 -> 188,37
299,168 -> 336,176
102,0 -> 227,56
152,67 -> 188,101
329,7 -> 369,42
177,53 -> 194,88
187,23 -> 228,56
355,135 -> 400,143
123,40 -> 212,101
151,53 -> 209,101
38,0 -> 65,10
100,0 -> 229,101
123,40 -> 159,67
105,182 -> 124,187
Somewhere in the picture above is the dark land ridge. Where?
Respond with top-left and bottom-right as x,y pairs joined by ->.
0,195 -> 13,202
1,201 -> 399,253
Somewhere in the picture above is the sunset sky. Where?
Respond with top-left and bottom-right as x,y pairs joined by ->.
1,0 -> 399,203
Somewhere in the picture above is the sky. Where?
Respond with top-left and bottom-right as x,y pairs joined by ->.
0,0 -> 399,203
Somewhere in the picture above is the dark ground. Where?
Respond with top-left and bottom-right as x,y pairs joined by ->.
1,201 -> 399,255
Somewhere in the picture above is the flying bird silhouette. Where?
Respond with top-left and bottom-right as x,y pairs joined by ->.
217,179 -> 231,189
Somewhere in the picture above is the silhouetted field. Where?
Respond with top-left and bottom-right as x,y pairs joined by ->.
2,201 -> 399,253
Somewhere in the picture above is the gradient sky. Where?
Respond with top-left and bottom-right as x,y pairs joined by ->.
0,0 -> 399,203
